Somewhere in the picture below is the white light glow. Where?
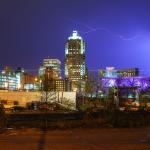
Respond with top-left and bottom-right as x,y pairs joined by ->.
68,31 -> 82,40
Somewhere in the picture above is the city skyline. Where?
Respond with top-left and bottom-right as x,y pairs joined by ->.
1,0 -> 150,75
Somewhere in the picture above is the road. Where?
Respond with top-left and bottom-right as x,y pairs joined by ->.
0,127 -> 150,150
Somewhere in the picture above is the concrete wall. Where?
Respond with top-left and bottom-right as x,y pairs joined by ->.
0,91 -> 76,109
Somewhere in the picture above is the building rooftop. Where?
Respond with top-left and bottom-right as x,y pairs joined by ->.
68,31 -> 82,40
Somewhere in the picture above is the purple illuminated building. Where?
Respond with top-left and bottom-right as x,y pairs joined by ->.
101,76 -> 150,91
99,67 -> 150,93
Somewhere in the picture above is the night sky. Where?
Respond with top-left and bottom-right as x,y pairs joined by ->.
1,0 -> 150,75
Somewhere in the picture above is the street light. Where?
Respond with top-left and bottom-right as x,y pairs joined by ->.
39,79 -> 42,91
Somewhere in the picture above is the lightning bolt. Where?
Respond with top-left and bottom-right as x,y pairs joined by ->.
67,18 -> 142,41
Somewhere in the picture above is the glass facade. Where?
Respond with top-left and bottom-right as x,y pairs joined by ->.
0,73 -> 18,90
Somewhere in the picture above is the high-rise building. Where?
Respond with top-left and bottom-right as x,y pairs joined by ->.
65,31 -> 87,91
39,58 -> 61,79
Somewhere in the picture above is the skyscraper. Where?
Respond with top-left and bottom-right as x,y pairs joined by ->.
65,31 -> 87,91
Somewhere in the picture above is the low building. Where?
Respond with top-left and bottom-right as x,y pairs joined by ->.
0,72 -> 18,90
118,68 -> 139,77
55,78 -> 72,92
0,66 -> 19,90
41,67 -> 72,92
99,67 -> 139,78
0,67 -> 40,91
99,67 -> 118,78
0,91 -> 76,110
23,73 -> 39,90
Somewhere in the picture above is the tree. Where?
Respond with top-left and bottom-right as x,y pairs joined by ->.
59,97 -> 76,110
41,91 -> 58,103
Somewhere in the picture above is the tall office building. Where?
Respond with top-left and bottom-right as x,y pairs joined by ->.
65,31 -> 87,91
